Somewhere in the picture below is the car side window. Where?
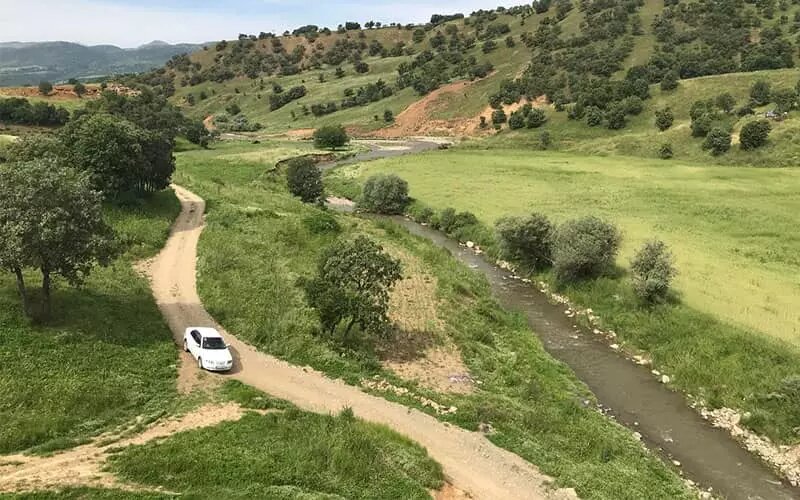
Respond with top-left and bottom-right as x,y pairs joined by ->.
191,330 -> 201,344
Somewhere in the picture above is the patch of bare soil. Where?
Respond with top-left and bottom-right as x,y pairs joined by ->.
434,482 -> 473,499
284,128 -> 315,139
203,114 -> 216,132
372,76 -> 496,139
476,94 -> 551,127
379,248 -> 474,394
0,404 -> 246,494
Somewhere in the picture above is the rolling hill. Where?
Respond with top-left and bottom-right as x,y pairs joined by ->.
0,40 -> 205,86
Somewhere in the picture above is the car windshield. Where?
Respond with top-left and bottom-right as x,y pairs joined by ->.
202,337 -> 227,350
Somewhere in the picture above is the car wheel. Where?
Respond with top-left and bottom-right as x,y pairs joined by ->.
183,339 -> 189,352
197,357 -> 203,370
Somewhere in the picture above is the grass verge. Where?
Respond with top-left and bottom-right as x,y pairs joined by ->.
0,190 -> 180,454
174,140 -> 690,498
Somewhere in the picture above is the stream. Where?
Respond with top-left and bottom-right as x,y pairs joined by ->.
325,139 -> 800,500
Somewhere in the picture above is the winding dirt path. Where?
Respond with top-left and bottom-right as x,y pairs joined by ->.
145,185 -> 575,500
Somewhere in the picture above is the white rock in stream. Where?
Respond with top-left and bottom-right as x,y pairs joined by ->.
466,241 -> 475,248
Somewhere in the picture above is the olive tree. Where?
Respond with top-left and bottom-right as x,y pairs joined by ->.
359,174 -> 409,214
552,216 -> 621,283
740,119 -> 772,150
495,213 -> 554,270
0,160 -> 117,318
630,239 -> 676,304
302,236 -> 402,340
655,107 -> 674,131
286,157 -> 323,203
313,125 -> 349,150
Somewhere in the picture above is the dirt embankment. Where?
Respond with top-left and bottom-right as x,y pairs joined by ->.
0,83 -> 134,101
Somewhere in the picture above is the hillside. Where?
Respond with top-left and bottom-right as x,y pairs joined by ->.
0,41 -> 204,86
127,0 -> 800,165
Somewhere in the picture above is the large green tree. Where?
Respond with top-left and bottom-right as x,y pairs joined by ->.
302,236 -> 402,341
0,160 -> 117,318
313,125 -> 350,150
59,113 -> 175,197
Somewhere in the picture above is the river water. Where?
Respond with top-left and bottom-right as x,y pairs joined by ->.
325,140 -> 799,500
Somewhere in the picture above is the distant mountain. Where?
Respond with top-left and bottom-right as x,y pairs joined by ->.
0,41 -> 205,86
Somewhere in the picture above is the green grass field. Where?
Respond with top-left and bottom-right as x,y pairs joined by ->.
0,191 -> 180,454
328,148 -> 800,441
173,140 -> 689,498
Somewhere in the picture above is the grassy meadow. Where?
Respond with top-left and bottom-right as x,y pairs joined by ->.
0,191 -> 180,454
173,140 -> 689,498
328,148 -> 800,441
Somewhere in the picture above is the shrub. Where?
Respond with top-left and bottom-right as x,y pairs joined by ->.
526,108 -> 547,128
495,213 -> 554,269
605,104 -> 627,130
715,93 -> 736,113
630,239 -> 677,303
750,80 -> 772,106
508,110 -> 526,130
690,114 -> 713,137
621,96 -> 644,116
313,125 -> 349,150
38,81 -> 53,95
655,107 -> 674,131
702,127 -> 731,155
303,211 -> 341,234
360,174 -> 409,214
286,157 -> 323,203
491,109 -> 507,124
539,131 -> 551,149
740,120 -> 772,150
586,106 -> 603,126
552,216 -> 621,283
438,208 -> 457,233
383,109 -> 394,122
660,71 -> 678,91
658,143 -> 674,159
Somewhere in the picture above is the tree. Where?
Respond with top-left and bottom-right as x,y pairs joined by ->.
360,174 -> 409,214
552,216 -> 621,283
655,107 -> 674,131
605,103 -> 627,130
302,236 -> 402,339
702,127 -> 731,155
526,108 -> 547,128
354,61 -> 370,74
740,119 -> 772,150
0,160 -> 117,318
660,71 -> 678,91
750,80 -> 772,106
539,131 -> 552,149
658,143 -> 674,159
586,106 -> 603,126
383,109 -> 394,122
505,35 -> 516,47
690,114 -> 713,137
495,213 -> 554,269
491,108 -> 507,124
630,239 -> 676,304
38,81 -> 53,95
715,93 -> 736,113
313,125 -> 349,150
771,87 -> 797,112
59,114 -> 175,197
73,82 -> 87,98
4,134 -> 62,163
286,157 -> 323,203
508,110 -> 526,129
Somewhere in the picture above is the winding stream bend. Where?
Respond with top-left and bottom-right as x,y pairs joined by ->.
327,140 -> 799,500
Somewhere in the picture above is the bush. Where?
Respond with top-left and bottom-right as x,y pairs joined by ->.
526,108 -> 547,128
658,143 -> 674,159
360,174 -> 409,214
286,157 -> 323,203
605,104 -> 627,130
539,131 -> 552,149
313,125 -> 349,150
630,240 -> 676,304
303,211 -> 341,234
552,216 -> 621,283
750,80 -> 772,106
491,109 -> 507,124
702,127 -> 731,156
690,114 -> 713,137
508,110 -> 526,130
38,81 -> 53,95
740,120 -> 771,150
438,208 -> 457,233
655,108 -> 674,131
586,106 -> 603,126
660,71 -> 678,91
383,109 -> 394,122
495,213 -> 554,269
715,93 -> 736,113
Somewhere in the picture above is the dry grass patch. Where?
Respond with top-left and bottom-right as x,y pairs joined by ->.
379,246 -> 474,394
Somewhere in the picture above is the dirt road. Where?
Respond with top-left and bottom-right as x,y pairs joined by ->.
146,185 -> 575,500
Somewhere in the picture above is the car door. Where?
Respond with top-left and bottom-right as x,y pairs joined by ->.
189,330 -> 202,358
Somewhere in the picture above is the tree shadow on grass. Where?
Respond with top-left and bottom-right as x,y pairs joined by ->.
374,326 -> 439,364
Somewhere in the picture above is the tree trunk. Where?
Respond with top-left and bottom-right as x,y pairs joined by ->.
41,267 -> 51,319
13,267 -> 29,317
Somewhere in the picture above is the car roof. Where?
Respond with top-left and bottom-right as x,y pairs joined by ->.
189,327 -> 223,338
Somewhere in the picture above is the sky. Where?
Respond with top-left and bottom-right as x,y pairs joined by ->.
0,0 -> 502,47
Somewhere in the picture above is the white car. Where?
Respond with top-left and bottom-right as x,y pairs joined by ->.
183,327 -> 233,372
